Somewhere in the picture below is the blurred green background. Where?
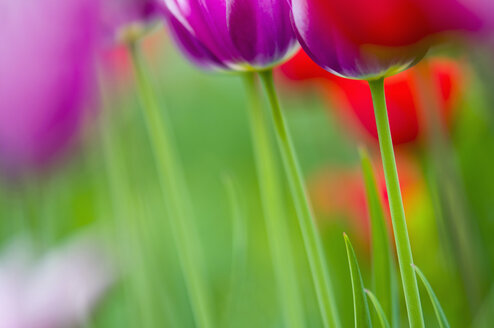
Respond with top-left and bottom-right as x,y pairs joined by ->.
3,28 -> 494,327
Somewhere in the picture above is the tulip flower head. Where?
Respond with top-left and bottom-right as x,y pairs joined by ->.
0,0 -> 101,174
289,0 -> 484,79
162,0 -> 299,71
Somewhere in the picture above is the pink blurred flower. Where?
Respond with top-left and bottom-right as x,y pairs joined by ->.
0,235 -> 114,328
0,0 -> 101,174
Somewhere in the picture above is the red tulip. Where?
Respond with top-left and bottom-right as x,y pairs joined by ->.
278,48 -> 335,82
327,58 -> 463,145
102,29 -> 167,84
278,50 -> 463,146
309,153 -> 422,243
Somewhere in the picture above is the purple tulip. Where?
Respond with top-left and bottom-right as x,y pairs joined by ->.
289,0 -> 489,80
0,0 -> 101,173
163,0 -> 299,71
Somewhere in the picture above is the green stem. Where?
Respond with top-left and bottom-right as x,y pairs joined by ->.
368,78 -> 424,328
360,148 -> 398,327
244,73 -> 305,328
129,42 -> 213,328
259,70 -> 339,328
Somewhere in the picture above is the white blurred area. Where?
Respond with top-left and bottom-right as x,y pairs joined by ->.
0,234 -> 114,328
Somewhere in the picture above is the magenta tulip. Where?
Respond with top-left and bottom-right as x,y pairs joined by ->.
162,0 -> 299,71
0,0 -> 101,173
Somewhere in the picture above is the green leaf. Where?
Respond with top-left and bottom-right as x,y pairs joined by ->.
413,265 -> 450,328
364,289 -> 391,328
344,233 -> 372,328
360,148 -> 398,326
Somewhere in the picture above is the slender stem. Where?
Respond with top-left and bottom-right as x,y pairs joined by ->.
368,78 -> 424,328
360,148 -> 398,327
244,73 -> 305,328
129,42 -> 213,328
259,70 -> 339,328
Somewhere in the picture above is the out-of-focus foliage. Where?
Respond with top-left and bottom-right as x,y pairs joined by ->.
1,18 -> 494,327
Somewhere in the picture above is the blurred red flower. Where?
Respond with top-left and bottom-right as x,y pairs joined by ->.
278,49 -> 335,83
102,29 -> 167,85
279,50 -> 464,145
309,153 -> 422,243
328,59 -> 463,145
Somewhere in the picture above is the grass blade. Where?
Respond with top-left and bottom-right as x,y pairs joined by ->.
365,289 -> 391,328
413,265 -> 450,328
129,42 -> 213,328
244,73 -> 305,328
259,70 -> 339,328
472,285 -> 494,328
344,233 -> 372,328
360,148 -> 398,326
221,174 -> 248,328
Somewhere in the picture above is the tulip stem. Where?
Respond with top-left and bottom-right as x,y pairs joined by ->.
259,69 -> 340,328
129,42 -> 213,328
368,78 -> 424,328
243,73 -> 306,328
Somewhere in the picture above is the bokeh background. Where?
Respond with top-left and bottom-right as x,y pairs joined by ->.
2,19 -> 494,327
